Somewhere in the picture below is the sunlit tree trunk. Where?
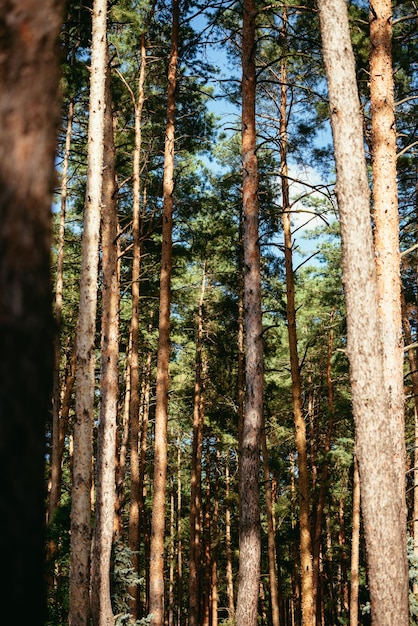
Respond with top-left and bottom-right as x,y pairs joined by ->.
149,1 -> 179,623
128,31 -> 147,620
0,1 -> 63,621
318,0 -> 410,622
370,0 -> 407,570
90,62 -> 119,626
115,338 -> 131,539
279,17 -> 314,624
235,0 -> 264,624
69,1 -> 108,624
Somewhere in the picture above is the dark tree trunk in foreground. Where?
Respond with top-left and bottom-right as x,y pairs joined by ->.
0,2 -> 64,623
235,0 -> 264,624
149,1 -> 179,624
318,0 -> 410,623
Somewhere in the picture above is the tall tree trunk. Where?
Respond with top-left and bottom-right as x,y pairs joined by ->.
261,427 -> 280,626
69,1 -> 108,624
49,97 -> 74,523
177,439 -> 183,626
225,458 -> 235,622
0,2 -> 63,621
317,0 -> 410,622
115,337 -> 132,540
370,0 -> 407,573
90,62 -> 119,626
238,214 -> 245,474
279,18 -> 314,625
203,444 -> 212,626
128,31 -> 147,620
312,313 -> 335,618
349,456 -> 360,626
235,0 -> 264,624
168,485 -> 175,626
149,1 -> 179,623
189,263 -> 206,626
211,445 -> 220,626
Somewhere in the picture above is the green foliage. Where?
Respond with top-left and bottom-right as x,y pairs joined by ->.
111,542 -> 145,617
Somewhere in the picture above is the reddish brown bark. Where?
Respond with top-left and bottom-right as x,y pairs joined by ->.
90,62 -> 119,626
0,1 -> 64,620
128,32 -> 147,620
149,1 -> 179,623
189,264 -> 206,626
280,19 -> 314,624
370,0 -> 407,582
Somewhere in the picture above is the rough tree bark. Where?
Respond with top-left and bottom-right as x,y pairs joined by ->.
0,2 -> 64,622
127,30 -> 147,620
369,0 -> 407,571
149,1 -> 179,623
69,1 -> 108,624
235,0 -> 264,624
317,0 -> 410,622
90,62 -> 119,626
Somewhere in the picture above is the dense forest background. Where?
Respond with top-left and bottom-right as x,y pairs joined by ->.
30,0 -> 418,624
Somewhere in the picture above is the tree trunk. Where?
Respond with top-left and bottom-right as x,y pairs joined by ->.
149,1 -> 179,623
225,458 -> 235,622
177,439 -> 183,626
261,427 -> 280,626
279,19 -> 314,624
211,445 -> 220,626
0,2 -> 63,621
115,337 -> 132,540
370,0 -> 407,573
313,313 -> 335,619
203,445 -> 212,626
69,1 -> 108,624
49,97 -> 74,523
235,0 -> 264,624
90,62 -> 119,626
317,0 -> 410,622
168,485 -> 175,626
349,456 -> 360,626
189,263 -> 206,626
128,30 -> 147,620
